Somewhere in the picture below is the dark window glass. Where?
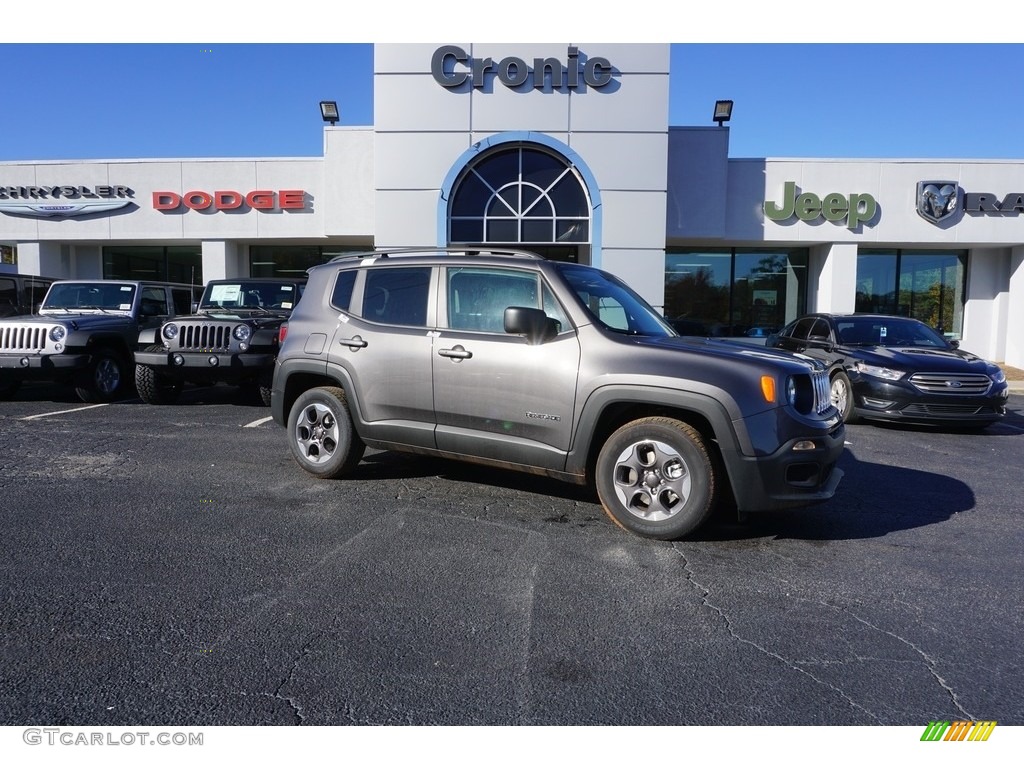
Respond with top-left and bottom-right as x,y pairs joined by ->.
809,318 -> 831,340
171,288 -> 194,314
857,250 -> 966,339
665,249 -> 808,337
331,271 -> 357,311
0,278 -> 16,316
448,144 -> 590,248
791,318 -> 815,340
103,246 -> 201,284
361,267 -> 431,327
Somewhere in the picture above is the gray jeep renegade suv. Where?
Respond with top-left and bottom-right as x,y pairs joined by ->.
271,248 -> 844,540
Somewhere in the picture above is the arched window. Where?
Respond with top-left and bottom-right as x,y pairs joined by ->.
448,145 -> 590,246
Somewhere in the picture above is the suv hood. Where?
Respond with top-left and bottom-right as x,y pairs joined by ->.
646,335 -> 822,373
5,312 -> 133,329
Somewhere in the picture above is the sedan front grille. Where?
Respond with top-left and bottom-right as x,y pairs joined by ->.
909,372 -> 992,395
901,403 -> 996,417
0,323 -> 53,354
176,323 -> 232,351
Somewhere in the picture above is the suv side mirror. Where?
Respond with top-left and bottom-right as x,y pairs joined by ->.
504,306 -> 558,345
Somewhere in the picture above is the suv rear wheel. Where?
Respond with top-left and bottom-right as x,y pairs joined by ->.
287,386 -> 365,478
595,417 -> 716,540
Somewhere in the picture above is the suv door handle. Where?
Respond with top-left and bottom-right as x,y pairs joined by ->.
338,335 -> 368,350
438,345 -> 472,361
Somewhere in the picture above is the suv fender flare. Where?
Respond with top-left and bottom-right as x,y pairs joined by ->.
566,384 -> 750,477
137,328 -> 160,346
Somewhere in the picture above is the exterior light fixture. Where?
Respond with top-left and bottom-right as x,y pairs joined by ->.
713,99 -> 733,127
320,100 -> 339,126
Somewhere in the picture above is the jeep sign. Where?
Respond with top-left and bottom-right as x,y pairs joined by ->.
764,182 -> 877,230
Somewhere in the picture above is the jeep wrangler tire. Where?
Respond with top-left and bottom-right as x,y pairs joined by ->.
595,417 -> 716,540
287,386 -> 366,479
136,347 -> 183,405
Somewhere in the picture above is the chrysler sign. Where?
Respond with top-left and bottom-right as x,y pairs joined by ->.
0,184 -> 133,218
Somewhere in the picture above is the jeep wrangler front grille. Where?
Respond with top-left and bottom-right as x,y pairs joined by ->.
0,323 -> 52,353
176,323 -> 232,351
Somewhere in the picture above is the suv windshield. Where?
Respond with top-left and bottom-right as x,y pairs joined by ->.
41,282 -> 136,312
201,282 -> 301,311
556,263 -> 674,337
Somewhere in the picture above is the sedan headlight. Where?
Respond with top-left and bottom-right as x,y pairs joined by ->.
48,324 -> 67,342
233,324 -> 251,342
162,323 -> 178,340
852,360 -> 905,381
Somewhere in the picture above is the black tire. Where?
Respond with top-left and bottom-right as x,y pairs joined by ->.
595,417 -> 716,540
74,349 -> 128,403
287,386 -> 365,479
0,380 -> 20,400
830,370 -> 857,423
135,348 -> 183,405
257,370 -> 274,407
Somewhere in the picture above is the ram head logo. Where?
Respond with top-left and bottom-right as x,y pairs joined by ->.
917,181 -> 960,224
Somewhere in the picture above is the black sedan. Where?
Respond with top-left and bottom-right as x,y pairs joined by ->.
766,314 -> 1009,427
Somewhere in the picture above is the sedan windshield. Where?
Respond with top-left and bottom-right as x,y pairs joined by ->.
556,263 -> 674,337
836,317 -> 948,348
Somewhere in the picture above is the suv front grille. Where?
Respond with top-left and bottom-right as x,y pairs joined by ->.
175,323 -> 232,351
0,323 -> 54,354
812,370 -> 831,415
909,372 -> 991,395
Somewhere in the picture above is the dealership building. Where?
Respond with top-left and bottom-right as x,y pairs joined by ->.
2,43 -> 1023,368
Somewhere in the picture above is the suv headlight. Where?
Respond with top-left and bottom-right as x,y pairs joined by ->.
992,368 -> 1006,385
852,361 -> 905,381
162,323 -> 178,340
48,324 -> 67,342
233,324 -> 251,342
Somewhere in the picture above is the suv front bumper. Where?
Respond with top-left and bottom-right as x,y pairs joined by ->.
136,349 -> 274,372
0,352 -> 91,377
724,420 -> 846,512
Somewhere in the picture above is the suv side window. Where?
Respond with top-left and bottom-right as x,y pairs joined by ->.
360,267 -> 431,327
24,280 -> 52,313
171,288 -> 193,315
446,267 -> 540,332
808,318 -> 831,341
140,286 -> 169,316
0,278 -> 15,316
445,267 -> 571,333
331,270 -> 357,311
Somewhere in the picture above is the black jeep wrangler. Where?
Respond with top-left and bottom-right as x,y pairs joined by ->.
0,279 -> 197,402
134,278 -> 305,405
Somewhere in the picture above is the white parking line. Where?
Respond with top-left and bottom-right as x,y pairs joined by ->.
243,416 -> 275,428
20,403 -> 109,421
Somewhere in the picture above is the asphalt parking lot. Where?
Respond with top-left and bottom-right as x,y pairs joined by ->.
1,383 -> 1022,726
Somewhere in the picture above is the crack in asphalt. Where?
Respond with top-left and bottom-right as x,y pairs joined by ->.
672,543 -> 883,724
830,604 -> 974,720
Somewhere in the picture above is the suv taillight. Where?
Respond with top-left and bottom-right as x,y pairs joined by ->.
278,323 -> 288,344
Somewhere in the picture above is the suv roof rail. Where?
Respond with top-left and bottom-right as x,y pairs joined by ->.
326,247 -> 546,264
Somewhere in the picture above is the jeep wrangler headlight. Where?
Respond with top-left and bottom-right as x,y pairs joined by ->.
233,324 -> 251,342
162,323 -> 178,340
48,324 -> 67,342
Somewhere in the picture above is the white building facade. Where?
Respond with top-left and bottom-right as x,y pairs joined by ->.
2,43 -> 1022,367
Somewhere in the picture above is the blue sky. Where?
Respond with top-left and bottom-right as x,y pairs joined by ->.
3,5 -> 1024,163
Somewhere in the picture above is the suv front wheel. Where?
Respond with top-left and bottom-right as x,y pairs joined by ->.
287,386 -> 366,479
595,417 -> 716,540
